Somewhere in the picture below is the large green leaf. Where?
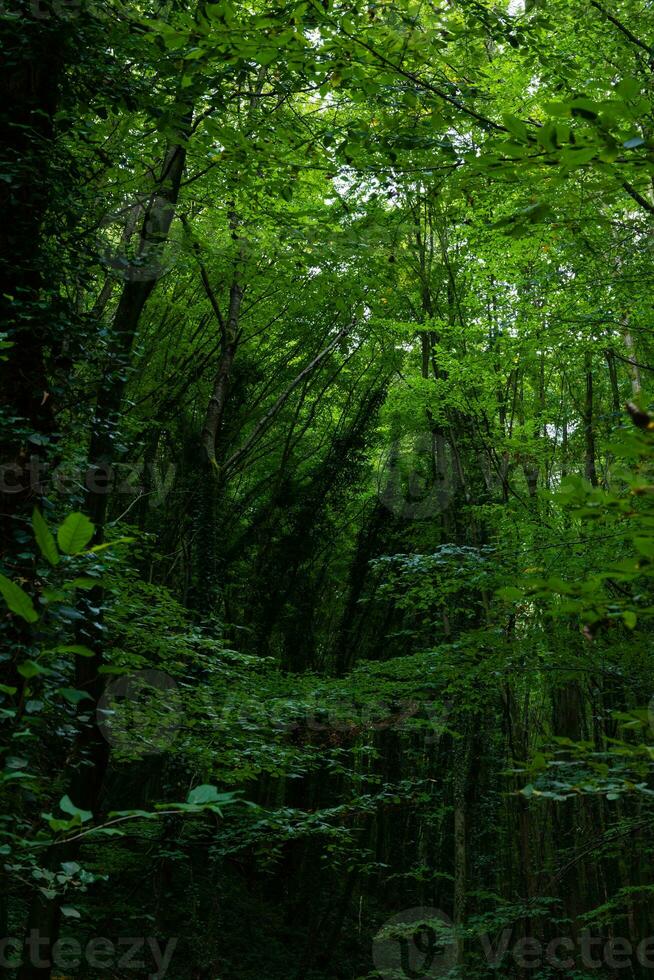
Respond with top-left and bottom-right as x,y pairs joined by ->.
18,660 -> 53,679
187,784 -> 223,805
58,687 -> 93,705
53,644 -> 96,658
57,512 -> 95,554
0,574 -> 38,623
32,507 -> 59,566
59,795 -> 92,823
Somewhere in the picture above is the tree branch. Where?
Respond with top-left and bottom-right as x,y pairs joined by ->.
589,0 -> 652,54
180,215 -> 226,343
622,179 -> 654,216
221,322 -> 354,479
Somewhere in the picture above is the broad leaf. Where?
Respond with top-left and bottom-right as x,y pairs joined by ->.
32,507 -> 59,566
0,574 -> 38,623
57,513 -> 95,554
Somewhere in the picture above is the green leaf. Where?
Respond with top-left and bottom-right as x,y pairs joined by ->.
560,146 -> 596,168
616,78 -> 641,100
599,141 -> 619,163
45,815 -> 78,832
634,537 -> 654,559
542,100 -> 570,116
187,784 -> 222,805
69,578 -> 102,590
53,644 -> 96,658
83,537 -> 134,554
57,513 -> 95,554
497,586 -> 523,601
1,769 -> 33,783
32,508 -> 59,566
623,610 -> 637,629
18,660 -> 53,679
58,688 -> 93,705
502,114 -> 529,142
569,97 -> 599,121
59,795 -> 92,823
536,121 -> 558,153
0,574 -> 38,623
61,906 -> 81,918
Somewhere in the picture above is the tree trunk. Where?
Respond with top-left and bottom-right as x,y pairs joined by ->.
584,351 -> 598,487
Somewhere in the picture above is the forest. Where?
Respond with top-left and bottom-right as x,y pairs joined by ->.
2,0 -> 654,977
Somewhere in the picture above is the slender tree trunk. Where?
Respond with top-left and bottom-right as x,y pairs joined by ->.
452,719 -> 472,966
584,351 -> 598,487
605,349 -> 621,414
86,131 -> 190,531
622,324 -> 641,398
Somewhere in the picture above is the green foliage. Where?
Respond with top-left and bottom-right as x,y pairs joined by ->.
0,574 -> 38,623
56,512 -> 95,555
3,0 -> 654,975
31,508 -> 59,567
